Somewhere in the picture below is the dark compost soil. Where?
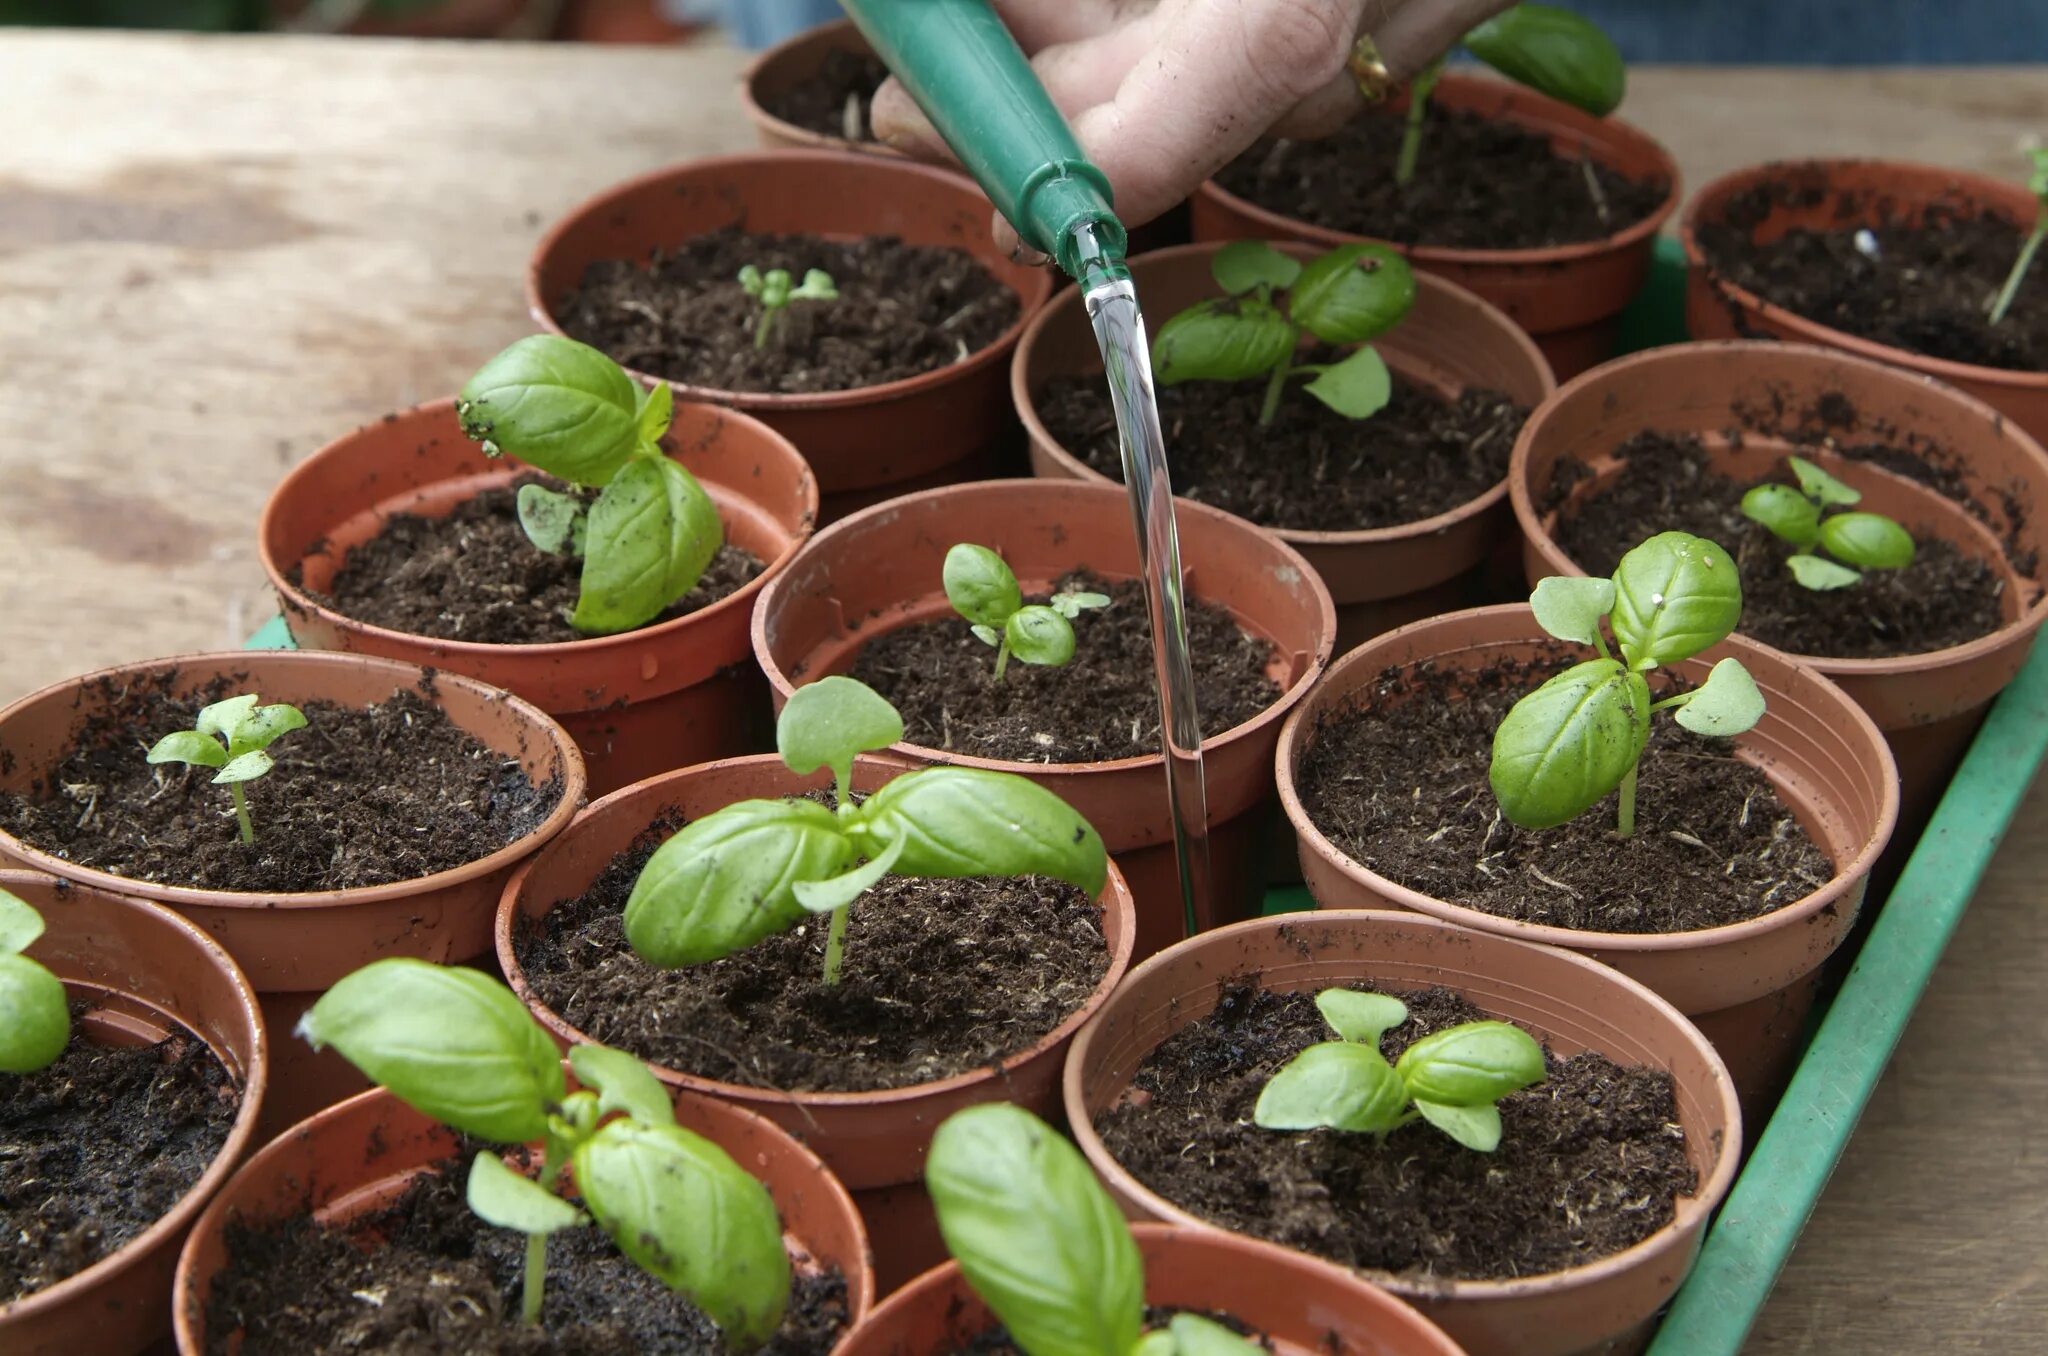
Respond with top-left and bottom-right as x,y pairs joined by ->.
1093,982 -> 1697,1282
757,48 -> 888,142
0,674 -> 562,893
1296,653 -> 1835,933
849,575 -> 1280,764
315,477 -> 764,645
1036,373 -> 1526,533
1,1018 -> 239,1304
516,825 -> 1110,1094
552,226 -> 1019,395
1213,104 -> 1666,251
202,1158 -> 849,1356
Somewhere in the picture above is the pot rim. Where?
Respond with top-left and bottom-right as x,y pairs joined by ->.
524,149 -> 1054,413
1274,603 -> 1900,953
495,752 -> 1140,1111
737,17 -> 905,161
1679,158 -> 2048,393
1506,339 -> 2048,679
1060,907 -> 1744,1302
0,650 -> 587,912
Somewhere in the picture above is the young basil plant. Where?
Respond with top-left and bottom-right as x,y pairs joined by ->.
1491,532 -> 1766,836
299,958 -> 790,1345
0,888 -> 70,1076
458,335 -> 723,636
944,544 -> 1111,680
145,693 -> 307,845
1153,240 -> 1416,426
1253,990 -> 1545,1153
739,265 -> 839,349
927,1103 -> 1263,1356
1740,455 -> 1915,591
624,676 -> 1108,985
1988,144 -> 2047,327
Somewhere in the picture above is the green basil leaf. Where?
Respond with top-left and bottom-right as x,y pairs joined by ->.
1610,531 -> 1744,668
1005,606 -> 1077,668
1412,1100 -> 1504,1153
790,835 -> 905,916
775,675 -> 905,790
1819,512 -> 1915,570
232,702 -> 307,755
467,1150 -> 587,1235
1210,240 -> 1301,295
211,750 -> 274,784
1789,455 -> 1862,506
195,694 -> 258,741
1489,658 -> 1650,829
1049,591 -> 1112,620
1152,297 -> 1296,385
1462,3 -> 1625,116
859,767 -> 1108,897
1134,1331 -> 1178,1356
1787,554 -> 1862,590
1161,1313 -> 1267,1356
1253,1041 -> 1409,1133
146,729 -> 226,770
298,959 -> 566,1144
2027,146 -> 2048,197
944,543 -> 1024,628
573,1119 -> 792,1352
568,1043 -> 676,1128
1740,484 -> 1821,548
927,1104 -> 1143,1356
1315,988 -> 1408,1047
1529,575 -> 1617,646
0,953 -> 70,1074
0,889 -> 45,956
790,268 -> 839,301
1673,657 -> 1766,737
1288,244 -> 1416,344
1302,345 -> 1392,420
517,483 -> 589,556
636,379 -> 674,445
971,624 -> 1001,648
457,335 -> 642,487
623,798 -> 854,968
572,455 -> 723,636
1395,1020 -> 1547,1107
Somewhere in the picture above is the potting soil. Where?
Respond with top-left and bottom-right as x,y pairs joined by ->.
756,48 -> 887,142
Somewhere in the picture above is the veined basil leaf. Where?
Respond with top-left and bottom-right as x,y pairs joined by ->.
944,543 -> 1023,628
636,379 -> 675,446
1395,1020 -> 1547,1106
1740,484 -> 1821,548
859,767 -> 1108,897
1210,240 -> 1301,295
572,454 -> 723,636
0,953 -> 70,1075
1152,297 -> 1296,385
1489,658 -> 1650,829
1610,531 -> 1743,668
1289,244 -> 1415,345
1413,1100 -> 1504,1153
568,1043 -> 676,1128
1253,1041 -> 1408,1133
1005,606 -> 1077,668
1819,512 -> 1915,570
467,1151 -> 587,1235
1462,3 -> 1625,116
458,335 -> 643,487
1316,988 -> 1409,1047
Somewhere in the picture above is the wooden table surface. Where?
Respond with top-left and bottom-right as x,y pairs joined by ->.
1,31 -> 2043,1352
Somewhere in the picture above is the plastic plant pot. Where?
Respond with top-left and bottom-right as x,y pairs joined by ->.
742,17 -> 902,157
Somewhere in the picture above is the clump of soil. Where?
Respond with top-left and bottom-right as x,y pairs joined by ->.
1214,105 -> 1666,251
757,48 -> 888,142
202,1158 -> 849,1356
1296,654 -> 1835,933
1093,982 -> 1697,1281
517,825 -> 1110,1094
1,1018 -> 239,1304
314,477 -> 764,645
553,226 -> 1019,395
1696,183 -> 2047,372
1037,374 -> 1525,532
0,674 -> 562,893
1547,430 -> 2006,659
850,574 -> 1281,764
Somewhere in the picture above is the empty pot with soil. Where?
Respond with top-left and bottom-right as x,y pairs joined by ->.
1062,909 -> 1741,1356
0,651 -> 584,1134
742,17 -> 897,156
1683,158 -> 2048,442
0,871 -> 266,1356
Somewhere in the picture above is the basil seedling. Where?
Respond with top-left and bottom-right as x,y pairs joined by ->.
739,265 -> 839,349
1740,455 -> 1915,591
1491,532 -> 1766,836
458,335 -> 724,636
927,1103 -> 1263,1356
1988,144 -> 2047,326
1254,990 -> 1545,1153
0,888 -> 70,1075
626,676 -> 1107,985
300,958 -> 790,1345
1153,240 -> 1416,426
944,544 -> 1111,680
145,692 -> 307,845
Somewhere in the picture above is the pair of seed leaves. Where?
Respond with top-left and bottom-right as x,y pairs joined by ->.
458,335 -> 724,636
144,693 -> 305,787
0,889 -> 69,1075
1740,456 -> 1915,590
944,544 -> 1111,672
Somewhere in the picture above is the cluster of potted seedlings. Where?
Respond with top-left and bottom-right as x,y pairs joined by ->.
5,10 -> 2047,1356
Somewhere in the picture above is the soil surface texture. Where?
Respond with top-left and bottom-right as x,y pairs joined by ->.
1696,185 -> 2047,372
317,477 -> 764,645
517,824 -> 1110,1094
553,226 -> 1018,395
1,1018 -> 239,1304
1297,653 -> 1835,933
1037,373 -> 1525,532
1548,430 -> 2006,659
1093,982 -> 1697,1281
0,674 -> 562,893
202,1158 -> 849,1356
850,574 -> 1280,763
757,49 -> 887,142
1214,105 -> 1666,250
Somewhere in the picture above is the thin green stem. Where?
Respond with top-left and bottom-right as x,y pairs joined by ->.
1257,357 -> 1291,426
1649,691 -> 1695,714
753,305 -> 778,349
1394,61 -> 1443,187
520,1141 -> 568,1325
1616,762 -> 1639,838
821,904 -> 850,986
1988,219 -> 2046,326
230,783 -> 254,845
993,638 -> 1012,682
1590,626 -> 1611,662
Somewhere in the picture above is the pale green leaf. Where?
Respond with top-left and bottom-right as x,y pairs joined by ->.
1288,244 -> 1415,345
146,729 -> 226,770
1210,240 -> 1300,295
1529,575 -> 1617,646
775,675 -> 904,790
0,888 -> 45,956
1005,606 -> 1077,668
790,835 -> 904,916
568,1043 -> 676,1128
1315,988 -> 1408,1047
1160,1313 -> 1266,1356
457,335 -> 642,487
467,1150 -> 587,1235
1396,1020 -> 1547,1106
1152,297 -> 1297,385
1789,455 -> 1862,506
636,379 -> 675,445
195,694 -> 257,740
0,953 -> 70,1075
944,543 -> 1023,628
1819,512 -> 1915,570
517,483 -> 589,556
1301,345 -> 1392,419
1739,483 -> 1821,548
572,455 -> 723,635
1673,658 -> 1766,737
211,750 -> 273,784
1413,1100 -> 1504,1152
1788,553 -> 1862,590
1254,1041 -> 1409,1133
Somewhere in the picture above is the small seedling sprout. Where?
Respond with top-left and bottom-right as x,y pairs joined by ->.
1491,532 -> 1767,836
738,265 -> 839,349
299,958 -> 790,1344
145,693 -> 306,845
1254,989 -> 1546,1153
1987,143 -> 2048,326
944,544 -> 1111,680
0,888 -> 70,1075
1740,455 -> 1915,591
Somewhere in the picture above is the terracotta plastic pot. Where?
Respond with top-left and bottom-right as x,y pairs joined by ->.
0,651 -> 584,1136
741,18 -> 901,158
172,1079 -> 874,1354
261,397 -> 816,796
1682,159 -> 2048,444
749,479 -> 1337,961
1191,72 -> 1678,380
1273,604 -> 1897,1115
840,1221 -> 1467,1356
496,751 -> 1138,1292
526,150 -> 1055,520
0,871 -> 267,1356
1063,910 -> 1740,1356
1016,241 -> 1556,653
1508,340 -> 2048,823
